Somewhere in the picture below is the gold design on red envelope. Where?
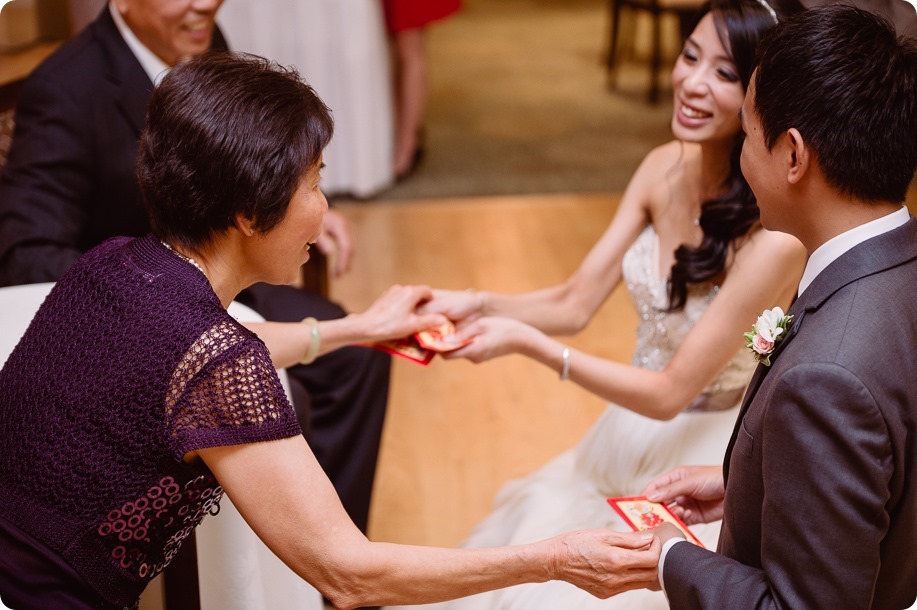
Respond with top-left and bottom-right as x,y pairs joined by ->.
606,496 -> 705,547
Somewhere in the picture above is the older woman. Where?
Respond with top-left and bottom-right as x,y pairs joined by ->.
0,52 -> 659,610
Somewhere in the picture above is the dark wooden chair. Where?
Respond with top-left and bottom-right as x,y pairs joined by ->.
605,0 -> 704,103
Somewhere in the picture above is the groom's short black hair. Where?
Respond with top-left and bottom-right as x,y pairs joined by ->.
753,5 -> 917,203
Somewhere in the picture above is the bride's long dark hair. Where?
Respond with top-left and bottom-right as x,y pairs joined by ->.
667,0 -> 804,311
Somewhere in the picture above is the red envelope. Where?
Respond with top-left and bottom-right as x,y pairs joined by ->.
372,320 -> 472,365
372,336 -> 435,365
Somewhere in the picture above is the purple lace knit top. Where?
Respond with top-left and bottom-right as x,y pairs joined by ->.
0,235 -> 302,607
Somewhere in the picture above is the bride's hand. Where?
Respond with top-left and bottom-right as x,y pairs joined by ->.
416,288 -> 484,324
440,316 -> 535,363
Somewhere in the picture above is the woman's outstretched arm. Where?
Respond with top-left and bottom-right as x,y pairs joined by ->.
197,436 -> 660,609
243,284 -> 447,369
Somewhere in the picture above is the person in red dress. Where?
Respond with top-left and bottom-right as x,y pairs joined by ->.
382,0 -> 462,179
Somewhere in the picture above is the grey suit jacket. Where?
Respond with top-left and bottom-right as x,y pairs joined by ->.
664,218 -> 917,609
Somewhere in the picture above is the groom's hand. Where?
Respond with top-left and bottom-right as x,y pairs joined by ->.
653,522 -> 687,546
643,465 -> 725,525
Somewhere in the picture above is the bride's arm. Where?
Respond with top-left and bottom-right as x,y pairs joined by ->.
445,228 -> 806,420
420,146 -> 677,336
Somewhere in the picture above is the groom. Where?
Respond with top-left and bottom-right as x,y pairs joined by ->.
643,6 -> 917,609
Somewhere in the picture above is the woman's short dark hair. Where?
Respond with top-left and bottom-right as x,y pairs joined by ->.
138,52 -> 334,249
753,5 -> 917,203
667,0 -> 804,311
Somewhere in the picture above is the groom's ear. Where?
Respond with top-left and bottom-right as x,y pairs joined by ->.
785,128 -> 810,185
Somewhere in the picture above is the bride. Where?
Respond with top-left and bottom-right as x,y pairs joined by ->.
397,0 -> 806,608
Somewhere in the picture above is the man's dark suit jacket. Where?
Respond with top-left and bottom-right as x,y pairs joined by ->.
664,218 -> 917,609
0,7 -> 226,282
0,7 -> 390,534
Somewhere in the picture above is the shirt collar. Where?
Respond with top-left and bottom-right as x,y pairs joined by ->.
798,206 -> 909,296
109,1 -> 170,86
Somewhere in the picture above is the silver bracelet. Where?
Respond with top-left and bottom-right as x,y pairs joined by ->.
299,317 -> 321,365
560,347 -> 571,381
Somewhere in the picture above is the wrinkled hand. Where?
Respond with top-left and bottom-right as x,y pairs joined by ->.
417,288 -> 483,324
548,529 -> 660,598
643,465 -> 725,525
315,209 -> 353,278
439,316 -> 536,363
359,284 -> 448,343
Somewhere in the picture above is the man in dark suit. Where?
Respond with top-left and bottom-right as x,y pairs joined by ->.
642,6 -> 917,608
0,0 -> 390,534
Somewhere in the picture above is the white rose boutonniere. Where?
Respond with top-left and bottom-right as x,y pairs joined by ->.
744,307 -> 794,367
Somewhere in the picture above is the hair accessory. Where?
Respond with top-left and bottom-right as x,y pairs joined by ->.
300,317 -> 321,365
754,0 -> 778,24
560,347 -> 571,381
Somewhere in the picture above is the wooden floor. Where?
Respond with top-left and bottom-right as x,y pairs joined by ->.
332,193 -> 632,547
333,188 -> 917,549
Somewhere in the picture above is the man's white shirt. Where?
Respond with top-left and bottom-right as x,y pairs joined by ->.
109,1 -> 170,85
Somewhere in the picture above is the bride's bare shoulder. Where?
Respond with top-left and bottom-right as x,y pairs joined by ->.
635,140 -> 699,179
627,141 -> 699,204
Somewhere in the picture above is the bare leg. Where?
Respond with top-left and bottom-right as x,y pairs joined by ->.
392,27 -> 428,178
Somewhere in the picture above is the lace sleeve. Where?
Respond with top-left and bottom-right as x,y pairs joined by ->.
165,319 -> 302,459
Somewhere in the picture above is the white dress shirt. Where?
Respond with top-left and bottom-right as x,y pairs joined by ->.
797,206 -> 909,296
108,1 -> 170,85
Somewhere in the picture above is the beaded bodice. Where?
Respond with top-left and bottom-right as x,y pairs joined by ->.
622,225 -> 755,411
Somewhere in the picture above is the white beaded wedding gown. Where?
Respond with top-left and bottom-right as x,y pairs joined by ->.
388,225 -> 756,610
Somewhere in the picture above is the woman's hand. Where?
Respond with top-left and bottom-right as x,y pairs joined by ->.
547,529 -> 660,598
441,316 -> 537,363
358,284 -> 448,343
642,465 -> 725,525
418,288 -> 484,324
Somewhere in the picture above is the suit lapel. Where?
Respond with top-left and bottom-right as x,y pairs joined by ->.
722,305 -> 805,482
91,7 -> 155,135
722,218 -> 917,483
92,7 -> 230,136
